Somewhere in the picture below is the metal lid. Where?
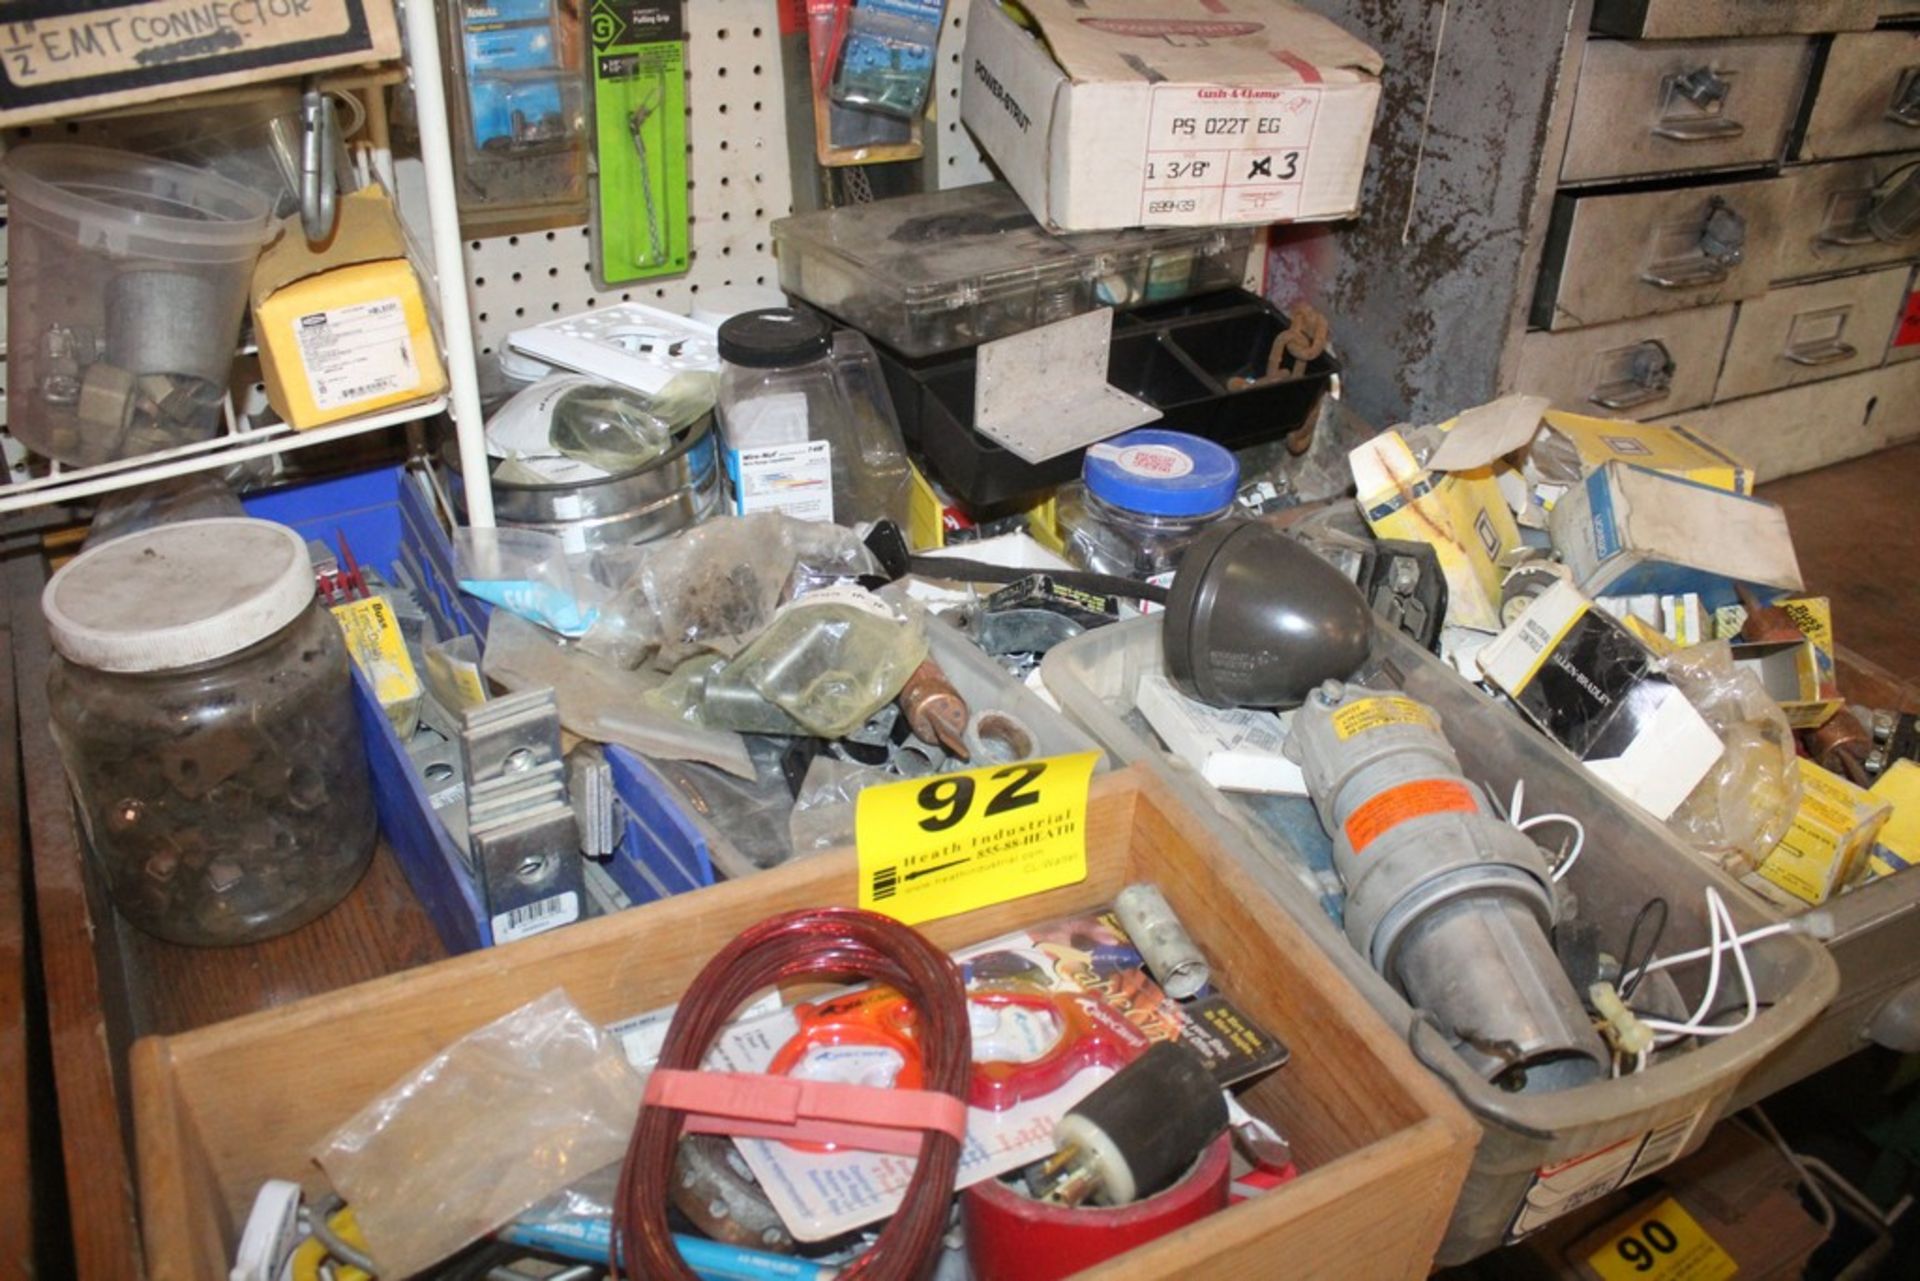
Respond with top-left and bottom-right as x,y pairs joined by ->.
1083,429 -> 1238,518
43,518 -> 315,672
717,308 -> 831,368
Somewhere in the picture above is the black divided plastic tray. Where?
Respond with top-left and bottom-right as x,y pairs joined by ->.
874,289 -> 1337,510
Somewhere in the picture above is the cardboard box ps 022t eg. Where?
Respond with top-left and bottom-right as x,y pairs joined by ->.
961,0 -> 1382,230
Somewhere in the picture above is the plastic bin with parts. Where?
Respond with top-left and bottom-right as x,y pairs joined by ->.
1040,615 -> 1838,1263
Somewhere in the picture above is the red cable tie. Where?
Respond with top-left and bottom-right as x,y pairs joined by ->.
645,1068 -> 969,1158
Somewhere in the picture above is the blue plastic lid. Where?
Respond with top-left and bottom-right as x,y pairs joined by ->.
1082,430 -> 1239,518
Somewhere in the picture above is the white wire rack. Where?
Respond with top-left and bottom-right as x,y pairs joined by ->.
0,0 -> 495,527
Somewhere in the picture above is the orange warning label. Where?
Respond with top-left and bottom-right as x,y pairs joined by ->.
1345,779 -> 1478,852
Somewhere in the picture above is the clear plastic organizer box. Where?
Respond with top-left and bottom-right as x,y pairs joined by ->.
1041,615 -> 1837,1264
771,182 -> 1253,357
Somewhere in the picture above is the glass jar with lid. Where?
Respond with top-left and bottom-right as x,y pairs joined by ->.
715,307 -> 912,528
1057,429 -> 1241,589
42,517 -> 377,946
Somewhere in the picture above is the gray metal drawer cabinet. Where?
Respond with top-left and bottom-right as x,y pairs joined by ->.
1534,178 -> 1790,330
1562,37 -> 1812,183
1509,303 -> 1735,418
1801,30 -> 1920,162
1591,0 -> 1876,38
1717,264 -> 1910,398
1774,151 -> 1920,281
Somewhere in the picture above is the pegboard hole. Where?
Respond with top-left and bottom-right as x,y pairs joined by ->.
509,235 -> 520,246
721,210 -> 732,221
511,271 -> 523,282
514,307 -> 525,318
752,101 -> 762,112
717,26 -> 728,38
475,276 -> 486,287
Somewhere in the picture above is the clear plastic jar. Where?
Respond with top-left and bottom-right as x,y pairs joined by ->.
716,308 -> 911,528
1058,430 -> 1241,586
43,518 -> 376,946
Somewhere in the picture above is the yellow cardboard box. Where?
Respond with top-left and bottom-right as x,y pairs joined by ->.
1868,759 -> 1920,880
1749,758 -> 1891,906
1528,412 -> 1752,508
251,189 -> 446,430
1350,428 -> 1523,632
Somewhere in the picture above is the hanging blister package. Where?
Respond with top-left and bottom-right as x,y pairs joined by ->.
445,0 -> 589,223
806,0 -> 927,165
589,0 -> 690,286
832,0 -> 944,120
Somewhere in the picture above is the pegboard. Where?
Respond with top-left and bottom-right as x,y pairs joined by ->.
933,0 -> 996,188
446,0 -> 795,357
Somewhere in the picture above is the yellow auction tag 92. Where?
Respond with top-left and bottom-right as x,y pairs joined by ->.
855,752 -> 1100,926
1587,1198 -> 1736,1281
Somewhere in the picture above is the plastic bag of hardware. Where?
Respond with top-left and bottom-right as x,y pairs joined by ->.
581,512 -> 882,671
729,584 -> 928,738
648,742 -> 802,873
485,374 -> 679,479
790,756 -> 895,857
83,473 -> 246,548
484,609 -> 754,778
315,989 -> 645,1277
456,526 -> 615,637
1664,640 -> 1803,873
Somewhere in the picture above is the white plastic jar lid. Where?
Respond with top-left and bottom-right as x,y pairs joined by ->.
43,518 -> 317,673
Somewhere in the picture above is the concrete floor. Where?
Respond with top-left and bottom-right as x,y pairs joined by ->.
1762,442 -> 1920,684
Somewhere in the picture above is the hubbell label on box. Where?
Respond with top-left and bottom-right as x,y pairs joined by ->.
0,1 -> 401,124
961,0 -> 1382,230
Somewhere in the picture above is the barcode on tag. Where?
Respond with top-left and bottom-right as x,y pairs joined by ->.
1624,1110 -> 1702,1184
490,891 -> 580,944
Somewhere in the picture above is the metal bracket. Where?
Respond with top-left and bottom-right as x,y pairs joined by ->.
299,78 -> 339,243
973,309 -> 1162,465
460,689 -> 584,940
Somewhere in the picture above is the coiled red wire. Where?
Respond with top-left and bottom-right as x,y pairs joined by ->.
611,907 -> 971,1281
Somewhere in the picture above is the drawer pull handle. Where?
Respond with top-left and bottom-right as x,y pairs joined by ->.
1590,341 -> 1674,411
1888,69 -> 1920,129
1784,340 -> 1856,367
1653,68 -> 1743,143
1783,306 -> 1856,367
1652,117 -> 1745,143
1641,199 -> 1745,290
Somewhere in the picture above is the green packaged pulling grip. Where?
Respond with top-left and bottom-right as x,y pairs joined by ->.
589,0 -> 688,286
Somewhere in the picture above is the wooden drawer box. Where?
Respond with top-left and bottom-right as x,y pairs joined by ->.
131,767 -> 1477,1280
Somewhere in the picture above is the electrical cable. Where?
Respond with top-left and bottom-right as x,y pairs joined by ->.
1618,897 -> 1669,1001
1641,890 -> 1763,1042
611,907 -> 970,1281
1504,779 -> 1585,882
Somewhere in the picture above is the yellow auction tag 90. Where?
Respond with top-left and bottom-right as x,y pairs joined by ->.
1587,1198 -> 1736,1281
855,752 -> 1100,926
